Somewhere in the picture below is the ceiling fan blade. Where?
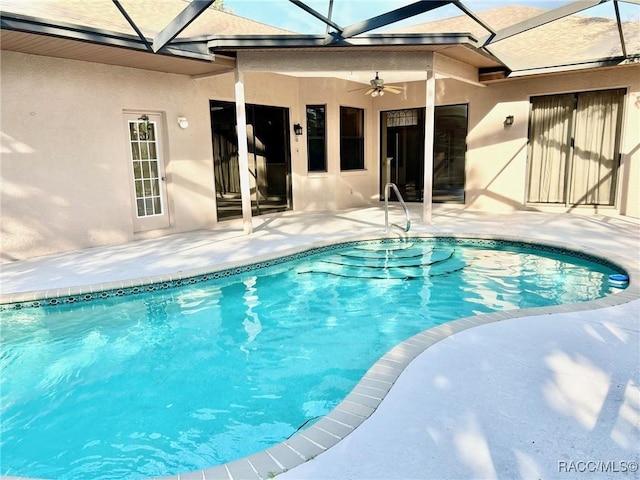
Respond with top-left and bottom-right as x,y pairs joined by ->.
384,86 -> 403,94
364,88 -> 375,95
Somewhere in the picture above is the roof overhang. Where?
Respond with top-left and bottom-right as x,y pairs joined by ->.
209,32 -> 479,49
0,12 -> 235,76
207,32 -> 506,70
505,55 -> 640,79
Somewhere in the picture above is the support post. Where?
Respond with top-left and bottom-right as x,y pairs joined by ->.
234,67 -> 254,234
422,69 -> 435,224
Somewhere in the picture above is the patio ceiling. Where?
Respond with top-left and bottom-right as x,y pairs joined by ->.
0,0 -> 638,80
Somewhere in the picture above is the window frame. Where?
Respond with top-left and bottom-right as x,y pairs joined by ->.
306,104 -> 327,173
340,106 -> 365,171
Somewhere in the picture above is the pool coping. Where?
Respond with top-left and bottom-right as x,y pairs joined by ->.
1,233 -> 638,480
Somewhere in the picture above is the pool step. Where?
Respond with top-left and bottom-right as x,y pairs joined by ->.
297,247 -> 466,280
353,242 -> 415,252
329,247 -> 451,268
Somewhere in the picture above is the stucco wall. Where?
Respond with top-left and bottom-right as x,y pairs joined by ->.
1,51 -> 223,260
295,77 -> 378,211
2,49 -> 638,262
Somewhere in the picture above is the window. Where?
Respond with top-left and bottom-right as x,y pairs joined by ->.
306,105 -> 326,172
527,89 -> 625,206
340,106 -> 364,171
386,109 -> 419,127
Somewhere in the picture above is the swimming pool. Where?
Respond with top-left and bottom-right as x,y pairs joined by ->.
0,237 -> 627,480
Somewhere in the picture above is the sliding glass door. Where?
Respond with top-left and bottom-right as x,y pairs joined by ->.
380,105 -> 467,203
210,100 -> 292,220
527,89 -> 625,206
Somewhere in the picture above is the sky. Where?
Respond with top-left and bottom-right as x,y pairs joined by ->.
221,0 -> 588,33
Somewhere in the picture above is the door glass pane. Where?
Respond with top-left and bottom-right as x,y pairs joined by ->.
210,100 -> 291,220
211,101 -> 242,220
570,89 -> 624,206
526,89 -> 624,206
128,119 -> 163,218
340,106 -> 364,171
381,108 -> 425,202
526,94 -> 573,203
433,105 -> 467,203
307,105 -> 326,172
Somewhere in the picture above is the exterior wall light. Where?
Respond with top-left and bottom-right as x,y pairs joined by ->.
504,115 -> 514,126
177,116 -> 189,129
293,123 -> 303,136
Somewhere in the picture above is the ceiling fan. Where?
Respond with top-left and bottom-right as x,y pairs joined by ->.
363,72 -> 403,97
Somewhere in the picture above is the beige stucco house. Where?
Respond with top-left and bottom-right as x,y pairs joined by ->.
1,0 -> 639,262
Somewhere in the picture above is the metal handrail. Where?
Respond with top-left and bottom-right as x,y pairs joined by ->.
384,183 -> 411,233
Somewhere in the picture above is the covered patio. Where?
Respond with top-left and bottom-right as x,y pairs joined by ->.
2,1 -> 638,261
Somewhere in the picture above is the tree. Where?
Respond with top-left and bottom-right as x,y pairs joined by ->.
211,0 -> 233,13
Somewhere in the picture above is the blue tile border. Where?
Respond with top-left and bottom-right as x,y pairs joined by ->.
0,235 -> 630,311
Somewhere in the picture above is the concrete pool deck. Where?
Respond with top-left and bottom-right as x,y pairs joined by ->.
1,206 -> 639,480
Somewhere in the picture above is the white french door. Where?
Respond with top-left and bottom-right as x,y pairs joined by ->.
124,112 -> 170,231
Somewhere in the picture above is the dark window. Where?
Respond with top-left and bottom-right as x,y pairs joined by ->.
433,104 -> 467,203
306,105 -> 326,172
340,106 -> 364,171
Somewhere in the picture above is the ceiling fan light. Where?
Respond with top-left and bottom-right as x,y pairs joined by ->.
371,90 -> 379,97
379,89 -> 385,96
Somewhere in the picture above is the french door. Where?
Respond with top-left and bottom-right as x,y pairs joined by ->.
527,89 -> 625,206
124,112 -> 170,231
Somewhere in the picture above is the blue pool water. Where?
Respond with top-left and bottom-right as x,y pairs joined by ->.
0,239 -> 625,479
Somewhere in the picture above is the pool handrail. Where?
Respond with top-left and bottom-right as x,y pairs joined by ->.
384,182 -> 411,233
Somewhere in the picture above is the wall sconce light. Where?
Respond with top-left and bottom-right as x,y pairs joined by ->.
504,115 -> 514,126
177,116 -> 189,129
293,123 -> 303,136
